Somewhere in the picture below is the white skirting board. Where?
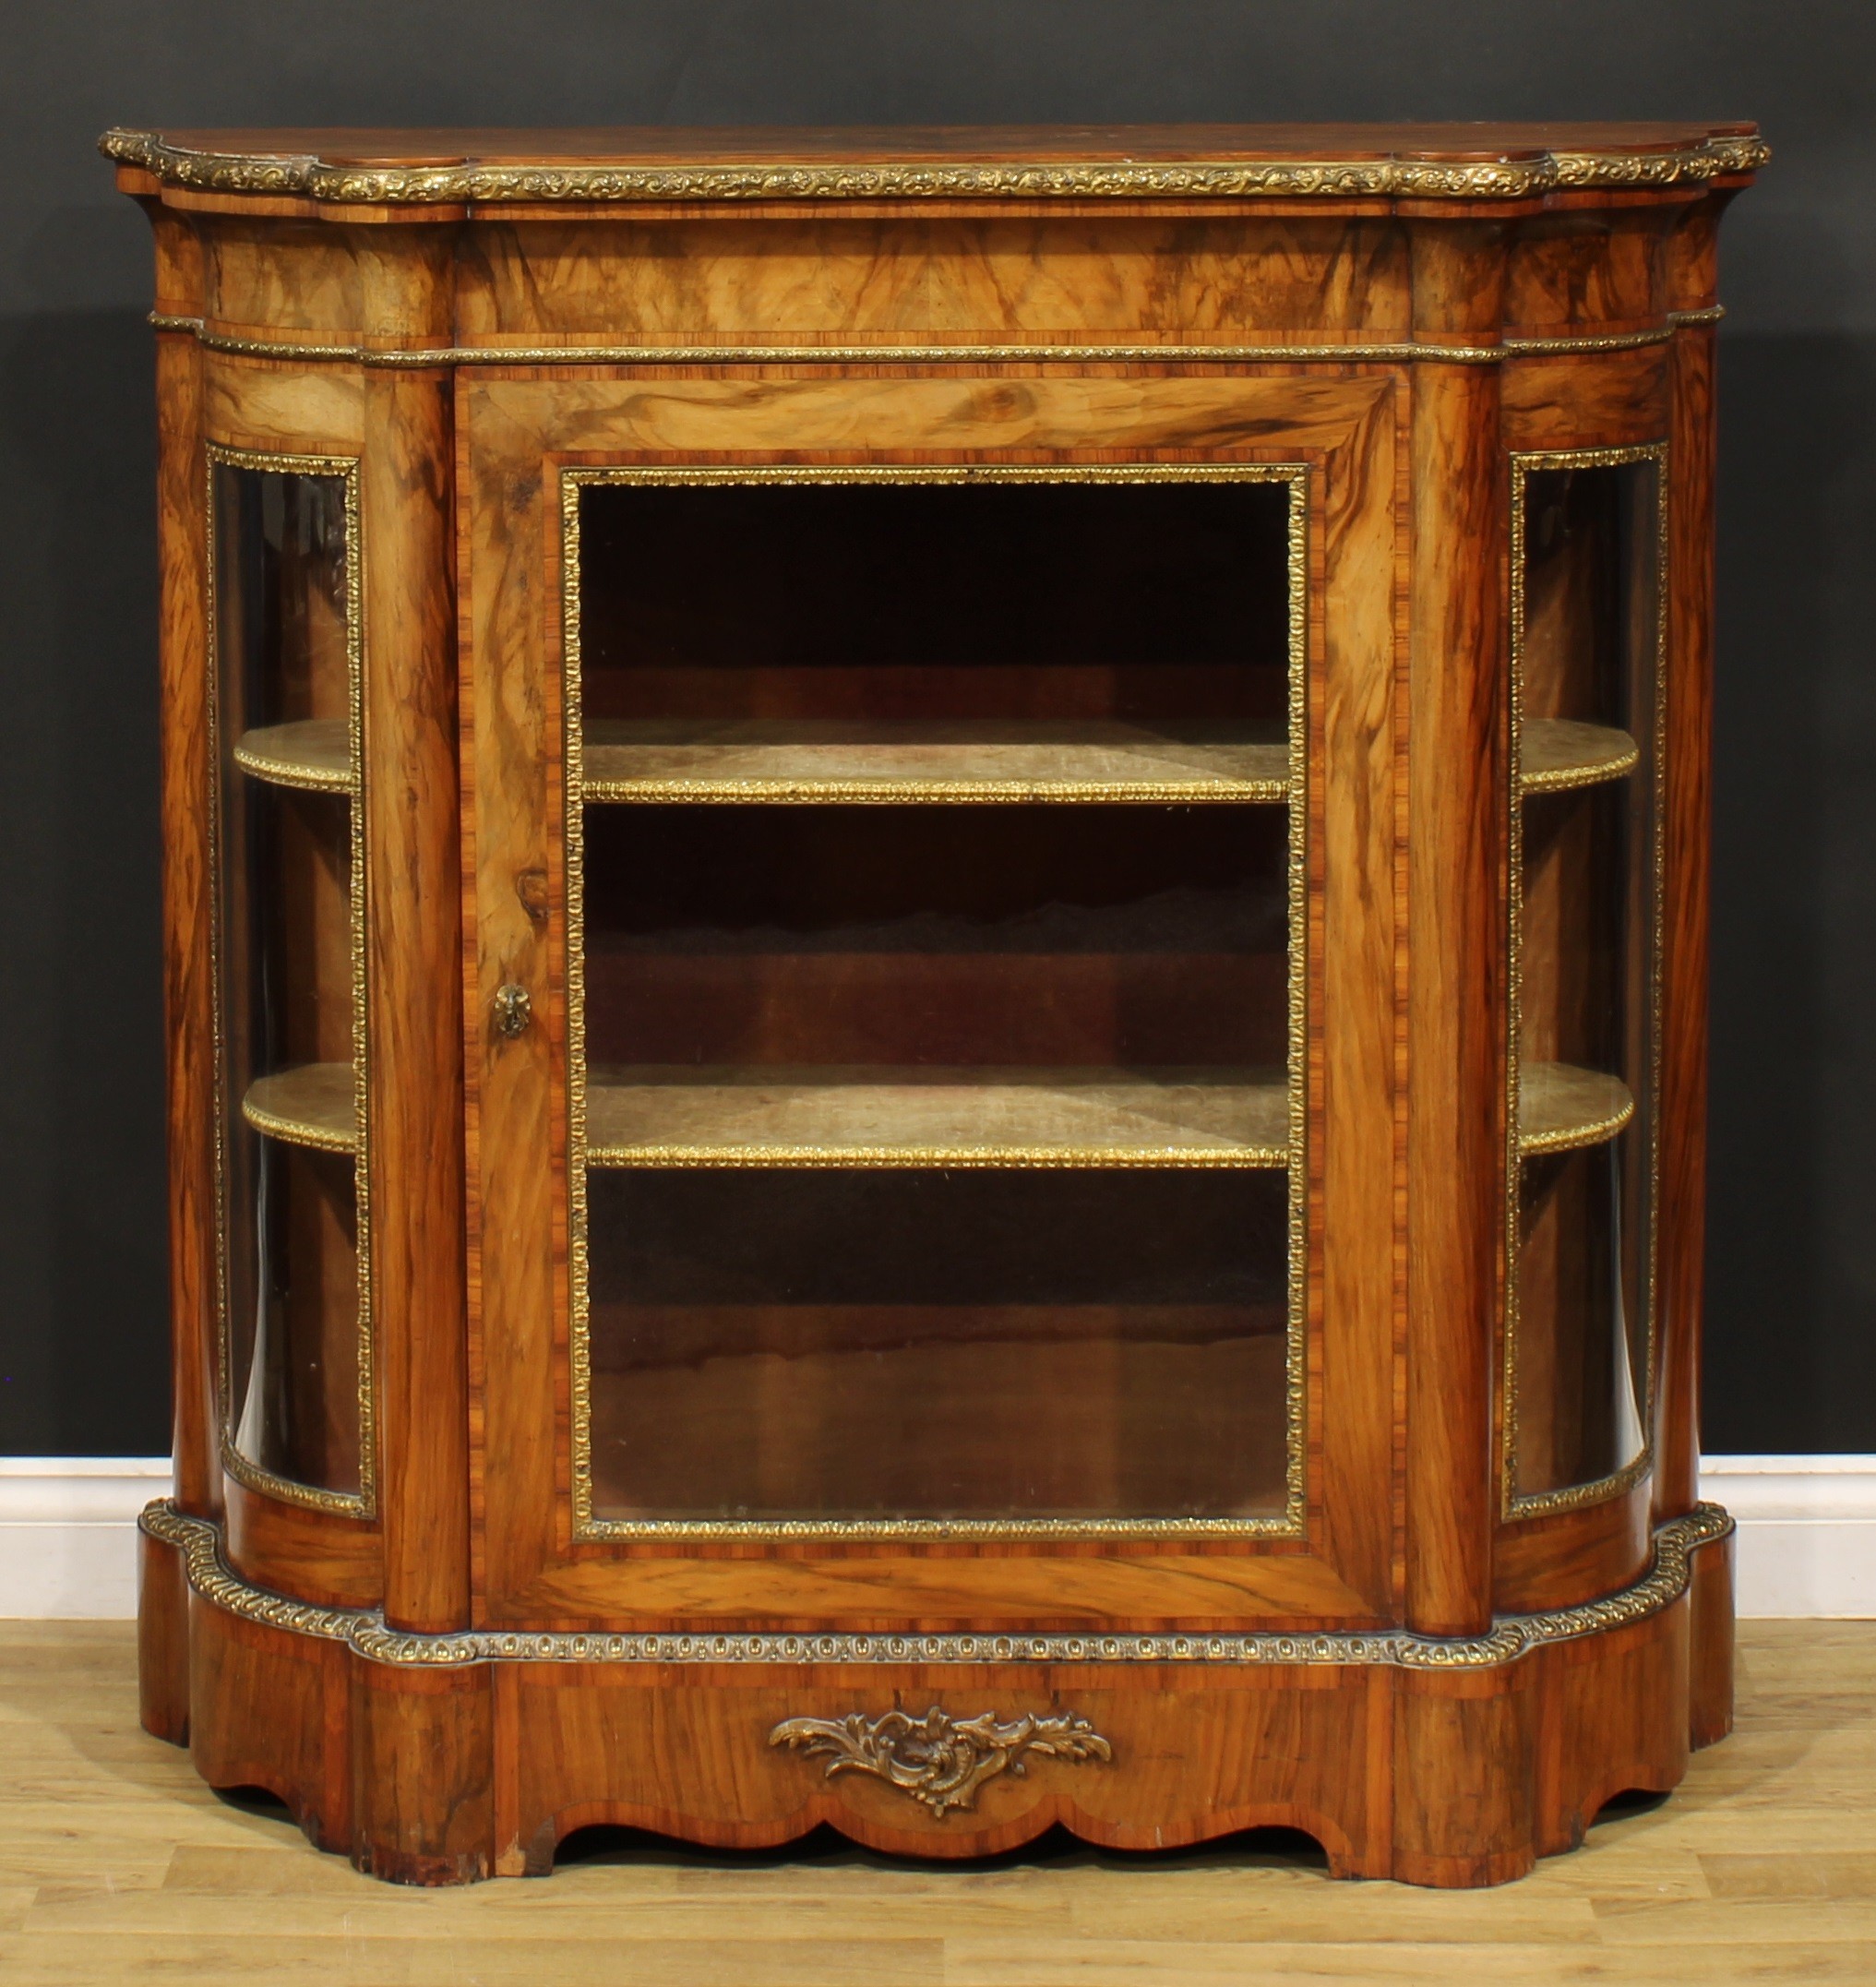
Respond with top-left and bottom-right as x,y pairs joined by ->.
1,1454 -> 1872,1619
1699,1455 -> 1876,1619
0,1458 -> 175,1619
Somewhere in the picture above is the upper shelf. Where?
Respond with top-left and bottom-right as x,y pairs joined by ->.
581,719 -> 1289,806
1520,719 -> 1638,797
233,720 -> 355,796
585,1065 -> 1290,1168
1517,1062 -> 1634,1158
242,1064 -> 356,1155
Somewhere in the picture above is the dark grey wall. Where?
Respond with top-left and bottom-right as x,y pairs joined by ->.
2,2 -> 1870,1455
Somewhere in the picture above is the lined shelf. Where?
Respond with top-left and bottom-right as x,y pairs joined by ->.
242,1063 -> 356,1154
1520,718 -> 1639,796
233,719 -> 355,795
585,1065 -> 1290,1167
1517,1061 -> 1634,1158
580,718 -> 1289,805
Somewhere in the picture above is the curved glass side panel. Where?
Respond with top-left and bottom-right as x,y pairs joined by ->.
562,466 -> 1307,1538
209,451 -> 370,1512
1507,451 -> 1664,1511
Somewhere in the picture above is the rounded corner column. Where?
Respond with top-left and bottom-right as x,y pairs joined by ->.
1405,221 -> 1511,1637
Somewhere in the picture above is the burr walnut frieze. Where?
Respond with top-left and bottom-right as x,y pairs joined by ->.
116,120 -> 1755,1887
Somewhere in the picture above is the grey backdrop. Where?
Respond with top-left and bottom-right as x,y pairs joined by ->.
2,3 -> 1870,1456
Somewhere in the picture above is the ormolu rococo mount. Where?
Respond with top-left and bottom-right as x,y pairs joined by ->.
108,121 -> 1762,1885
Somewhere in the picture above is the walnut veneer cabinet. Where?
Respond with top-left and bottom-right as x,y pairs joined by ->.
110,121 -> 1762,1886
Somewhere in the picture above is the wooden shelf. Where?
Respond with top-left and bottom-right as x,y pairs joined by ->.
233,720 -> 355,795
585,1065 -> 1289,1167
581,719 -> 1288,805
1520,719 -> 1639,796
242,1063 -> 356,1154
1517,1061 -> 1634,1158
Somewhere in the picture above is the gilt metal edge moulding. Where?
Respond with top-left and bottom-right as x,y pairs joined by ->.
101,126 -> 1769,205
140,1500 -> 1733,1670
143,310 -> 1727,371
556,461 -> 1311,1542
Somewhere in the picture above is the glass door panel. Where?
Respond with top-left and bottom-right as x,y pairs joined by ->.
1508,452 -> 1663,1508
587,1169 -> 1289,1523
564,467 -> 1303,1534
209,451 -> 370,1510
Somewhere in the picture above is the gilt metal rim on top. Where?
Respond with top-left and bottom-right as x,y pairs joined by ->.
138,1497 -> 1733,1670
102,128 -> 1769,206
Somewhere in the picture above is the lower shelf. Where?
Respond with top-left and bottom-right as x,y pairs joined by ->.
242,1064 -> 356,1154
1517,1063 -> 1634,1158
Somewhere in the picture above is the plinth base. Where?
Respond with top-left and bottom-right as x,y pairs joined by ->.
137,1502 -> 1734,1887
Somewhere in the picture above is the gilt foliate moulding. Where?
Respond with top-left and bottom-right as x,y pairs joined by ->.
101,127 -> 1769,206
556,462 -> 1310,1544
140,1498 -> 1733,1671
143,312 -> 1727,372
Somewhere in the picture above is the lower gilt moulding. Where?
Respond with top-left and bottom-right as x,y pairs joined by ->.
136,1499 -> 1738,1887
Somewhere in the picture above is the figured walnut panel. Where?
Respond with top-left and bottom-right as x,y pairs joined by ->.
512,1544 -> 1381,1630
500,1667 -> 1390,1873
202,352 -> 364,453
459,215 -> 1414,347
1500,343 -> 1669,454
223,1467 -> 384,1611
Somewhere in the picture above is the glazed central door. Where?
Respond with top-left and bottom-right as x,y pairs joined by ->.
463,366 -> 1401,1631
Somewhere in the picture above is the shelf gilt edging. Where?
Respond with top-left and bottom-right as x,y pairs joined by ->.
140,1499 -> 1732,1671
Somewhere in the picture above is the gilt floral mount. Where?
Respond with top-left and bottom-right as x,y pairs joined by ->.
769,1706 -> 1115,1816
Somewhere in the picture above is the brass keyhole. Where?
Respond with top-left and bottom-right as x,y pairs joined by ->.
492,983 -> 532,1040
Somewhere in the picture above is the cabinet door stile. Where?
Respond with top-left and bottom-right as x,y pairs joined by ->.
461,366 -> 1400,1634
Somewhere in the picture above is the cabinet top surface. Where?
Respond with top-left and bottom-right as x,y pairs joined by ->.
103,121 -> 1764,205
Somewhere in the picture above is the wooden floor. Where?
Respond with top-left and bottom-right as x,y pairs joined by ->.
2,1621 -> 1872,1983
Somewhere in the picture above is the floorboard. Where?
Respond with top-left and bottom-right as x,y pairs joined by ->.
0,1621 -> 1870,1983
